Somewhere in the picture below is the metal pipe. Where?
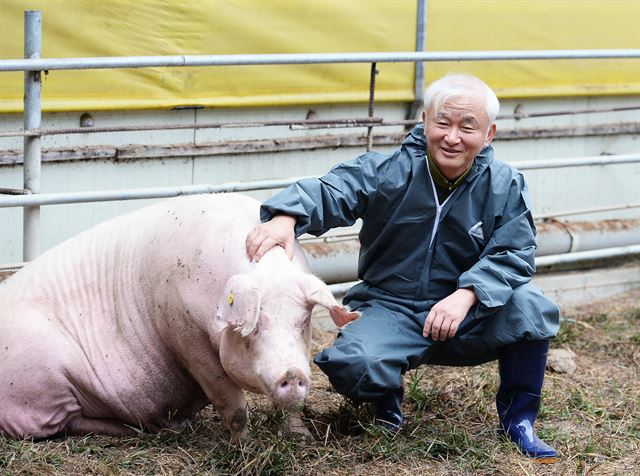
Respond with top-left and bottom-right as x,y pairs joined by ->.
1,49 -> 638,72
0,178 -> 309,208
327,244 -> 640,295
1,153 -> 638,208
515,154 -> 639,170
535,244 -> 640,268
497,105 -> 640,121
535,203 -> 640,221
22,10 -> 42,261
2,105 -> 639,139
365,62 -> 378,152
0,117 -> 385,138
328,281 -> 360,296
406,0 -> 427,122
535,219 -> 640,256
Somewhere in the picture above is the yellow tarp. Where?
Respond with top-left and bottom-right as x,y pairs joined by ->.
0,0 -> 638,112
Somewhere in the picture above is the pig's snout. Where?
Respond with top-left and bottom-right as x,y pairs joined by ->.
272,368 -> 310,407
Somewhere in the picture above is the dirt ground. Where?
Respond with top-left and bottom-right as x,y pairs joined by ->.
0,288 -> 638,475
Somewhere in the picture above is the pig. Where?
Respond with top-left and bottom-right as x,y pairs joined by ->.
0,193 -> 358,440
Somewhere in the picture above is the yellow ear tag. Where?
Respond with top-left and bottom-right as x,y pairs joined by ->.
228,292 -> 234,305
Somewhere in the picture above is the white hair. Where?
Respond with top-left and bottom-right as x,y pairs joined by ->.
423,73 -> 500,124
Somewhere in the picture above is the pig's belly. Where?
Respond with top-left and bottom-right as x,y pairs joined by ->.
69,355 -> 210,431
0,351 -> 209,437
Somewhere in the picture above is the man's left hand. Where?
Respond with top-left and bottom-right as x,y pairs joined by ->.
423,288 -> 478,341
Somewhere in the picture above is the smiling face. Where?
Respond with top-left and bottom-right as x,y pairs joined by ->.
423,91 -> 496,180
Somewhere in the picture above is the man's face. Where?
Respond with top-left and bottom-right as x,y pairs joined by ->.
423,93 -> 496,180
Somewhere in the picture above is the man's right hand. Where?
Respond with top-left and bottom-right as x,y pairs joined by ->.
245,214 -> 297,262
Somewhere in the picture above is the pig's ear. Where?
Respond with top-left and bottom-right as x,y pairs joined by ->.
216,274 -> 261,337
302,275 -> 360,328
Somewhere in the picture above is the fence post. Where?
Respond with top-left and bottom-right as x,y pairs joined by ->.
407,0 -> 427,122
23,10 -> 42,261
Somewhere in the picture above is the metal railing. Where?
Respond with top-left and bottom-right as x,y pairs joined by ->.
1,8 -> 639,261
2,49 -> 638,72
1,154 -> 638,208
1,105 -> 639,138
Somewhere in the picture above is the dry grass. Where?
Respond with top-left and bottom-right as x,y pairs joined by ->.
1,289 -> 638,476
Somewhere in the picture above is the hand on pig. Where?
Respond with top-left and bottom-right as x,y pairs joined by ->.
246,214 -> 297,262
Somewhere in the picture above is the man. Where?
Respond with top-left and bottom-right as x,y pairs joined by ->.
245,74 -> 559,462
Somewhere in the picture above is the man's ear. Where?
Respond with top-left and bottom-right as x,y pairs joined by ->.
485,123 -> 497,146
215,274 -> 261,337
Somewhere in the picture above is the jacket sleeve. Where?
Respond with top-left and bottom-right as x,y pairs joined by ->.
457,171 -> 537,310
260,153 -> 383,237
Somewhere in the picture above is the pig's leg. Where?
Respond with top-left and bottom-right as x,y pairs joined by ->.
0,316 -> 84,439
181,349 -> 249,439
201,376 -> 249,440
288,411 -> 312,438
65,416 -> 137,436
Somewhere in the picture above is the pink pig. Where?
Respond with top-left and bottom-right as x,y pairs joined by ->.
0,193 -> 358,439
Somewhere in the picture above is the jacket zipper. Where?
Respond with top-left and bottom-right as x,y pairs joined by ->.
426,161 -> 452,250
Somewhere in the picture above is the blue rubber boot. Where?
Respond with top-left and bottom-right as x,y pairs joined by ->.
496,339 -> 558,463
374,387 -> 404,432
